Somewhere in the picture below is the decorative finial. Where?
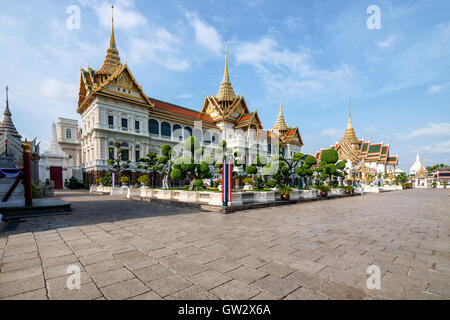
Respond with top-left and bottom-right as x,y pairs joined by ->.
349,97 -> 351,118
112,5 -> 114,26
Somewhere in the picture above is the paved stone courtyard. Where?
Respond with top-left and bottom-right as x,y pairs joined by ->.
0,189 -> 449,300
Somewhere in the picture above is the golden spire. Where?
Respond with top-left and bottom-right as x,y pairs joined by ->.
98,5 -> 122,76
272,92 -> 288,133
216,38 -> 236,102
341,98 -> 359,144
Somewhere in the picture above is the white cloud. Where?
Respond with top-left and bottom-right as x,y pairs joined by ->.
129,34 -> 190,71
185,11 -> 222,56
396,122 -> 450,140
234,37 -> 355,102
321,128 -> 343,139
427,82 -> 449,93
377,35 -> 396,48
414,140 -> 450,154
40,78 -> 77,101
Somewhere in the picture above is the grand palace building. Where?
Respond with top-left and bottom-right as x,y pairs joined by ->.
316,103 -> 399,181
76,15 -> 303,184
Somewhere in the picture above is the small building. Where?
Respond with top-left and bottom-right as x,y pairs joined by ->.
409,154 -> 433,188
39,123 -> 72,189
56,117 -> 82,181
433,167 -> 450,185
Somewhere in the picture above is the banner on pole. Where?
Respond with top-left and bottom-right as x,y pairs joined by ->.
222,159 -> 232,206
112,172 -> 115,187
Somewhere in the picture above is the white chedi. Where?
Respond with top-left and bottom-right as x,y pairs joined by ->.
410,154 -> 422,175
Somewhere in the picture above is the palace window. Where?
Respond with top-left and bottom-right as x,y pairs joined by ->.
121,118 -> 128,129
212,133 -> 219,144
121,150 -> 129,161
149,119 -> 159,135
108,115 -> 114,127
109,148 -> 114,160
184,127 -> 192,139
135,120 -> 140,131
161,122 -> 171,137
194,128 -> 202,141
66,129 -> 71,139
135,145 -> 140,162
203,131 -> 211,144
173,124 -> 183,141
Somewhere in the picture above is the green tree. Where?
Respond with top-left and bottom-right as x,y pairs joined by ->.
315,149 -> 346,185
170,136 -> 212,190
107,142 -> 130,182
295,154 -> 317,189
137,152 -> 158,187
263,143 -> 305,187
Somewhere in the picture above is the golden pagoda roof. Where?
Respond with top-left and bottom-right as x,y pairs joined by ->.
216,40 -> 236,102
97,6 -> 122,76
272,95 -> 288,133
341,99 -> 359,145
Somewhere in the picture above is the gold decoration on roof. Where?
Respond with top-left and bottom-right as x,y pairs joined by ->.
97,5 -> 122,76
341,98 -> 359,145
272,93 -> 288,133
216,39 -> 236,102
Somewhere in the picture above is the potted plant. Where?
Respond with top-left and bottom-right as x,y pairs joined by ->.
344,185 -> 354,195
279,185 -> 293,201
120,176 -> 129,186
243,177 -> 253,190
319,184 -> 331,197
443,181 -> 448,189
137,175 -> 150,187
96,178 -> 103,186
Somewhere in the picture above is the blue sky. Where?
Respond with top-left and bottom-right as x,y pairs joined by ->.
0,0 -> 449,170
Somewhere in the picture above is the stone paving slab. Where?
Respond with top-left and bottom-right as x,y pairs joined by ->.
0,189 -> 449,300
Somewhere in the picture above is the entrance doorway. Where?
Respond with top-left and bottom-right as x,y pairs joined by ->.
50,166 -> 63,189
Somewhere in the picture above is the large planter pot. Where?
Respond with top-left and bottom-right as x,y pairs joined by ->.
320,191 -> 328,197
345,190 -> 351,195
281,194 -> 290,201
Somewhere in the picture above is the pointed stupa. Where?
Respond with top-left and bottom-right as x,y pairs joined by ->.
97,5 -> 122,76
341,98 -> 359,145
0,85 -> 22,140
42,122 -> 68,158
216,39 -> 236,102
272,93 -> 288,133
410,154 -> 422,175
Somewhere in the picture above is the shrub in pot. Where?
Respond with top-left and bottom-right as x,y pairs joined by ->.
137,175 -> 150,187
120,176 -> 129,186
193,179 -> 204,191
345,185 -> 354,194
279,185 -> 293,201
319,184 -> 331,197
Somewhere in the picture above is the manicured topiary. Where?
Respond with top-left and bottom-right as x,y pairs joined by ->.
267,179 -> 278,188
245,165 -> 258,175
193,179 -> 203,188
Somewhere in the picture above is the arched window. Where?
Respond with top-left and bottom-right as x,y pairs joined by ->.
194,129 -> 202,142
173,124 -> 183,141
161,122 -> 171,137
148,119 -> 159,135
184,127 -> 192,139
203,131 -> 211,144
212,133 -> 219,144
